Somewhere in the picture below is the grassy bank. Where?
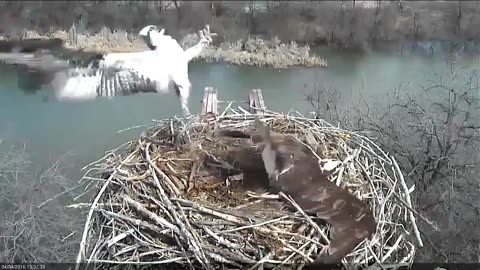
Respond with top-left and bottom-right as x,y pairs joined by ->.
3,28 -> 327,69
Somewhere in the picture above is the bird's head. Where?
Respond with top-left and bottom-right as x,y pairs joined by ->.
254,116 -> 279,179
139,25 -> 158,37
139,25 -> 166,50
254,116 -> 272,145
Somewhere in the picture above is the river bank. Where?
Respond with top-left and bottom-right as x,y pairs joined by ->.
1,1 -> 479,67
0,31 -> 479,264
3,2 -> 480,45
0,28 -> 327,69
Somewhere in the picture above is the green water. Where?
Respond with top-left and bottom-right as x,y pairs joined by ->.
0,45 -> 478,180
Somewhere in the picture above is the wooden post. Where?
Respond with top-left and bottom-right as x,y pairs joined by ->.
200,87 -> 218,117
248,89 -> 266,114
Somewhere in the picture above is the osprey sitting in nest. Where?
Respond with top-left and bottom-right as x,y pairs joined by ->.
0,25 -> 217,116
215,118 -> 377,266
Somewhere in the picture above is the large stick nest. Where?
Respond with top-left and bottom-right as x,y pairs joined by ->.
73,108 -> 421,270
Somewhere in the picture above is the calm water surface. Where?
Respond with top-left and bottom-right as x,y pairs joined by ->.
0,45 -> 478,180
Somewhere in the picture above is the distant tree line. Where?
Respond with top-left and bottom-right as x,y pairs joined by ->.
1,1 -> 479,49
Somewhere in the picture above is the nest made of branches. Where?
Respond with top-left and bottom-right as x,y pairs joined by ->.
72,107 -> 422,270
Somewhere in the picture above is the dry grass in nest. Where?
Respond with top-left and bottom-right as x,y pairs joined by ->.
71,106 -> 422,270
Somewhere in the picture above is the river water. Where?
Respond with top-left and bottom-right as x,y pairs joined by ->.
0,44 -> 478,181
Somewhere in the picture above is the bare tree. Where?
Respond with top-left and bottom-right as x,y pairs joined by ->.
305,58 -> 480,262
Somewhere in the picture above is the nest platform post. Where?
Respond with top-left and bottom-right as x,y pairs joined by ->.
200,86 -> 218,118
248,88 -> 266,114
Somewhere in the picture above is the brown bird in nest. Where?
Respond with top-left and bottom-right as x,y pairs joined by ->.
219,118 -> 377,266
254,117 -> 377,265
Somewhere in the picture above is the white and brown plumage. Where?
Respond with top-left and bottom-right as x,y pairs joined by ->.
254,118 -> 377,264
0,24 -> 217,116
222,118 -> 377,265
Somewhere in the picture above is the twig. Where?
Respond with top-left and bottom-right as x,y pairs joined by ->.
122,195 -> 180,233
37,182 -> 85,208
279,192 -> 330,245
392,157 -> 424,247
100,209 -> 168,234
247,253 -> 272,270
75,149 -> 138,270
76,111 -> 419,269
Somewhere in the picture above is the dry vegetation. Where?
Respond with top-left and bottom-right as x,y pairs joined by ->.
0,0 -> 478,266
306,58 -> 480,262
201,37 -> 327,68
73,110 -> 419,269
0,146 -> 84,262
1,1 -> 479,63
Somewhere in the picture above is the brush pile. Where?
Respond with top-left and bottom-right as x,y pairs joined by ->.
73,106 -> 421,270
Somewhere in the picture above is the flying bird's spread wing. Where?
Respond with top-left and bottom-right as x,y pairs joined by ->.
183,24 -> 217,62
0,38 -> 64,53
0,51 -> 70,72
0,24 -> 208,116
0,48 -> 159,100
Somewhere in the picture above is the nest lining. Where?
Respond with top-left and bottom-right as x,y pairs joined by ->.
72,108 -> 421,270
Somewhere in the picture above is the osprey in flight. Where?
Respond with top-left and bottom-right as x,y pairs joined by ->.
0,24 -> 217,116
